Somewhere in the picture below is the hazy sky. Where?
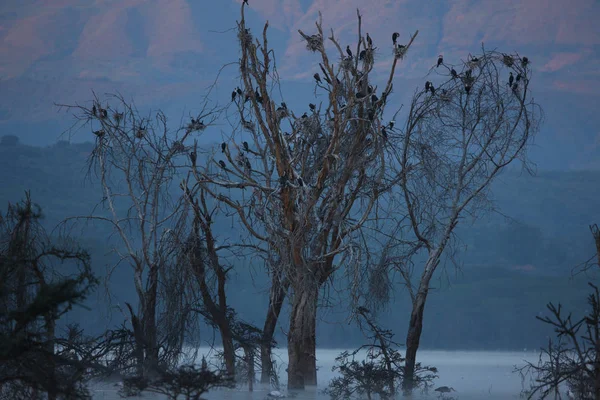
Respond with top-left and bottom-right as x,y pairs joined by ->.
0,0 -> 599,169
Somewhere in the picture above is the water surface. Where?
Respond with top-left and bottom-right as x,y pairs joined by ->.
91,348 -> 539,399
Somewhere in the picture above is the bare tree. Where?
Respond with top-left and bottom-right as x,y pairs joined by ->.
517,224 -> 600,400
187,4 -> 418,389
57,93 -> 219,378
370,49 -> 542,394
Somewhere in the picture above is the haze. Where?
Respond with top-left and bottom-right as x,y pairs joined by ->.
1,0 -> 599,399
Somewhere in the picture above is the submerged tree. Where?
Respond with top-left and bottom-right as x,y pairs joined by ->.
186,5 -> 418,389
0,193 -> 97,399
364,49 -> 542,394
57,94 -> 220,378
517,224 -> 600,400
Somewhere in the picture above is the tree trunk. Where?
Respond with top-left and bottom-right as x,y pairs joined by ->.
218,320 -> 236,379
402,290 -> 429,396
142,266 -> 159,378
261,278 -> 288,384
287,284 -> 318,390
402,250 -> 441,396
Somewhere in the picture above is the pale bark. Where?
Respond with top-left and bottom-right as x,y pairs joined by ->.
260,278 -> 288,384
287,284 -> 319,389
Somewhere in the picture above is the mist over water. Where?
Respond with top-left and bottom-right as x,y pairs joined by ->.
91,349 -> 539,399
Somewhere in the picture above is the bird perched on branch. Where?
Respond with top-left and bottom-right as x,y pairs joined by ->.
313,73 -> 322,84
451,68 -> 458,79
508,72 -> 514,86
437,54 -> 443,67
366,32 -> 372,47
219,160 -> 226,168
243,141 -> 249,151
221,142 -> 227,153
189,151 -> 197,166
392,32 -> 399,46
346,45 -> 353,58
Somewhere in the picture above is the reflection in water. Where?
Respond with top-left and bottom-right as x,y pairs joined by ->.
91,349 -> 540,399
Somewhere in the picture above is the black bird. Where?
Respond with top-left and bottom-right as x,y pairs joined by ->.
313,73 -> 321,84
221,142 -> 227,153
189,151 -> 197,166
346,45 -> 353,58
366,32 -> 372,47
191,118 -> 196,125
219,160 -> 226,168
231,90 -> 237,102
371,94 -> 378,103
301,112 -> 308,118
381,126 -> 388,139
135,127 -> 145,139
367,109 -> 375,121
471,56 -> 479,63
100,108 -> 108,119
429,84 -> 435,95
281,102 -> 287,109
465,69 -> 472,79
516,73 -> 522,82
508,72 -> 514,86
451,68 -> 458,78
243,141 -> 249,151
397,44 -> 405,52
392,32 -> 399,46
521,56 -> 529,67
437,54 -> 443,67
388,120 -> 395,129
236,87 -> 243,96
245,94 -> 251,103
92,105 -> 97,116
465,83 -> 472,94
359,49 -> 366,60
309,103 -> 316,111
93,129 -> 104,137
425,81 -> 431,91
255,87 -> 263,104
368,85 -> 374,94
512,82 -> 519,92
243,0 -> 248,5
245,160 -> 252,171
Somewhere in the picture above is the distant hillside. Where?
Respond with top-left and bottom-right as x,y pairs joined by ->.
0,137 -> 598,350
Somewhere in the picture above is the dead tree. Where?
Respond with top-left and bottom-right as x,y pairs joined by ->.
380,49 -> 542,394
180,183 -> 238,379
57,94 -> 219,378
517,224 -> 600,400
188,6 -> 418,389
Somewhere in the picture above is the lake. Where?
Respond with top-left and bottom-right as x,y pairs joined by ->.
91,348 -> 541,399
